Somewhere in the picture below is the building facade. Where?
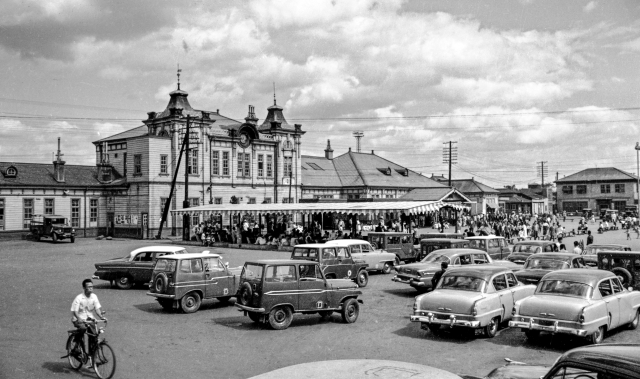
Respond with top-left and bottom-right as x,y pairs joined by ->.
431,177 -> 499,215
555,167 -> 638,213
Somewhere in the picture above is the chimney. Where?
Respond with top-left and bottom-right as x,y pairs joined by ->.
244,105 -> 258,125
53,137 -> 66,182
324,140 -> 334,160
371,150 -> 374,154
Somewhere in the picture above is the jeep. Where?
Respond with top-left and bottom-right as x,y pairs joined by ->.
291,243 -> 369,287
235,259 -> 363,330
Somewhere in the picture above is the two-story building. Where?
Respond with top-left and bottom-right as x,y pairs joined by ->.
430,176 -> 499,215
555,167 -> 638,214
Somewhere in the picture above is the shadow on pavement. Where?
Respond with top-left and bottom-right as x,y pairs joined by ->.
42,361 -> 94,377
381,288 -> 422,298
392,322 -> 477,344
210,313 -> 341,331
133,298 -> 237,314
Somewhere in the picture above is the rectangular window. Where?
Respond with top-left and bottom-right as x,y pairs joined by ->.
258,154 -> 264,177
282,198 -> 294,203
263,198 -> 271,204
237,152 -> 244,176
90,199 -> 98,223
214,197 -> 222,205
0,198 -> 4,230
23,199 -> 34,229
615,184 -> 625,193
248,197 -> 256,204
222,152 -> 229,176
212,151 -> 219,176
160,154 -> 168,174
562,185 -> 573,194
188,149 -> 198,175
189,198 -> 199,207
283,156 -> 292,178
71,199 -> 80,228
601,184 -> 611,193
123,152 -> 127,176
244,153 -> 250,177
44,198 -> 54,215
134,154 -> 142,175
576,185 -> 586,194
267,155 -> 273,177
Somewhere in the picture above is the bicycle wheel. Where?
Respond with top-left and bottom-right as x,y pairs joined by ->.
93,342 -> 116,379
66,334 -> 82,371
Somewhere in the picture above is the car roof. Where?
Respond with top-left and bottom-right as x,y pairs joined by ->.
431,248 -> 487,256
419,233 -> 463,236
156,252 -> 221,260
420,238 -> 467,243
541,269 -> 614,285
514,241 -> 555,246
293,244 -> 331,248
528,252 -> 579,260
587,244 -> 630,248
128,246 -> 189,256
465,236 -> 503,240
325,240 -> 371,246
246,259 -> 317,265
597,250 -> 640,256
445,265 -> 509,279
367,232 -> 411,235
558,344 -> 640,375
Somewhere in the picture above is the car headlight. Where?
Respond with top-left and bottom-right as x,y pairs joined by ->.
413,299 -> 419,311
419,271 -> 434,277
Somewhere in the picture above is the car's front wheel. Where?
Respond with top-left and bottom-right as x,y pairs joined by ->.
382,262 -> 392,274
341,298 -> 359,323
268,306 -> 293,330
180,292 -> 202,314
628,310 -> 639,330
588,326 -> 604,344
52,233 -> 58,242
115,276 -> 133,290
356,270 -> 369,287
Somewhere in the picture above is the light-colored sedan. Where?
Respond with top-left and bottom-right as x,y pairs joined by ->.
509,269 -> 640,344
410,266 -> 536,337
325,240 -> 398,274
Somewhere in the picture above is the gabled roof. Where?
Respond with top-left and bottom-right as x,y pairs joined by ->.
448,179 -> 499,194
556,167 -> 638,183
0,162 -> 126,187
302,151 -> 447,189
400,188 -> 472,203
94,125 -> 147,143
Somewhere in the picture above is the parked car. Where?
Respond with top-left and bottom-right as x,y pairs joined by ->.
465,236 -> 511,260
411,266 -> 535,338
325,240 -> 397,274
506,241 -> 558,264
392,248 -> 519,292
598,250 -> 640,290
291,244 -> 369,287
29,214 -> 75,243
93,246 -> 191,289
146,252 -> 241,313
509,269 -> 640,344
414,232 -> 464,245
235,259 -> 363,330
367,232 -> 418,263
416,238 -> 471,261
514,253 -> 588,285
582,244 -> 630,267
469,344 -> 640,379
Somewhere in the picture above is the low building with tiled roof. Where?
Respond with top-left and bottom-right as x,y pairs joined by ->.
555,167 -> 638,214
497,187 -> 549,214
430,176 -> 499,214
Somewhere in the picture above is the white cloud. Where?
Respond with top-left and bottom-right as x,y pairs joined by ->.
583,1 -> 597,13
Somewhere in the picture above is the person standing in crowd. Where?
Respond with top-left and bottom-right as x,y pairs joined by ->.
573,241 -> 582,254
586,230 -> 593,245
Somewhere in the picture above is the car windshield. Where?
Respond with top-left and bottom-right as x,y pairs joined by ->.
49,218 -> 67,224
154,259 -> 176,272
513,245 -> 542,254
292,248 -> 318,259
536,280 -> 591,298
421,253 -> 451,264
525,258 -> 569,270
467,240 -> 485,249
242,264 -> 264,281
438,275 -> 485,292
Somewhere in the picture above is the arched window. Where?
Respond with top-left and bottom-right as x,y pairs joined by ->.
5,167 -> 17,177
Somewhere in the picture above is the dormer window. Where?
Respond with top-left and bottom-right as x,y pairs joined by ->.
5,166 -> 17,177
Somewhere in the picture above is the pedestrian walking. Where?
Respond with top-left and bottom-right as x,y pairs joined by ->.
626,227 -> 631,240
586,230 -> 593,245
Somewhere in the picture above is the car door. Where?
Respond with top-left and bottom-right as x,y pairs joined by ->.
320,247 -> 340,278
358,243 -> 376,270
506,272 -> 531,303
492,273 -> 514,320
298,264 -> 328,310
611,277 -> 634,326
336,246 -> 355,278
175,258 -> 205,298
263,264 -> 298,307
131,251 -> 155,282
203,257 -> 228,299
598,279 -> 620,329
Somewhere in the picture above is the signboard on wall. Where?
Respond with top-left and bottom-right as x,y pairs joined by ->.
115,214 -> 139,225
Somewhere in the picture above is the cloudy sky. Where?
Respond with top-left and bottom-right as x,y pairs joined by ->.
1,0 -> 640,188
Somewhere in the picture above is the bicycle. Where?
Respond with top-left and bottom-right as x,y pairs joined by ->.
62,317 -> 116,379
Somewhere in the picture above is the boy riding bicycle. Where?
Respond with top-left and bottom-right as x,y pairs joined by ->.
71,279 -> 106,369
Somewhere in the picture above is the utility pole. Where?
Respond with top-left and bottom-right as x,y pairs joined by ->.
537,161 -> 548,187
182,115 -> 191,241
156,115 -> 188,239
442,141 -> 458,186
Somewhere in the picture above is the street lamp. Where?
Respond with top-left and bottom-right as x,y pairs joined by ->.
636,142 -> 640,215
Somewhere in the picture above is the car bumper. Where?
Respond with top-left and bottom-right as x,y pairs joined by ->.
509,319 -> 588,336
392,275 -> 431,288
410,313 -> 481,328
235,304 -> 266,313
146,292 -> 176,299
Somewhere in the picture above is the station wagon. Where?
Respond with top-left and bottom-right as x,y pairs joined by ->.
367,232 -> 417,263
146,253 -> 242,313
417,238 -> 470,261
291,244 -> 369,286
325,240 -> 397,274
466,236 -> 511,260
506,241 -> 558,265
411,266 -> 536,338
235,260 -> 363,330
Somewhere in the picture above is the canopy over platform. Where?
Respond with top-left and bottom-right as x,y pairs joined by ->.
170,200 -> 467,217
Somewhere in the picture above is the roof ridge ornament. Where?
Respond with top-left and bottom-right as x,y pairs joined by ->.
177,63 -> 182,90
